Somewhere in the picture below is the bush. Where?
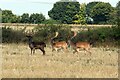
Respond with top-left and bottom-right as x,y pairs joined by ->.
33,24 -> 71,43
75,26 -> 120,46
2,25 -> 120,47
41,19 -> 61,24
2,27 -> 26,43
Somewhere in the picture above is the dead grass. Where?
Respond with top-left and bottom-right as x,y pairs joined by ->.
2,43 -> 119,78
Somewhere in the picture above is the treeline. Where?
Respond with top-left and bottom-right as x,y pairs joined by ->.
1,0 -> 120,24
1,10 -> 46,24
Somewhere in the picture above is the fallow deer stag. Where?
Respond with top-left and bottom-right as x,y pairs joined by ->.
26,35 -> 46,55
68,31 -> 91,54
51,32 -> 68,52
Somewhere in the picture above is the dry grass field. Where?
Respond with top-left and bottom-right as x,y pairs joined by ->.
1,43 -> 119,78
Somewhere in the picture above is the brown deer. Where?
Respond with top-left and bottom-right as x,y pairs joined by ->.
26,35 -> 46,55
51,32 -> 68,52
68,31 -> 91,54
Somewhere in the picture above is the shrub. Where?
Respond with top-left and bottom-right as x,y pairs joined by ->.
76,26 -> 120,46
2,27 -> 26,43
2,25 -> 120,47
33,24 -> 71,43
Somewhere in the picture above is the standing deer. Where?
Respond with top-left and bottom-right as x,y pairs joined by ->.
68,31 -> 91,54
26,35 -> 46,55
51,32 -> 68,52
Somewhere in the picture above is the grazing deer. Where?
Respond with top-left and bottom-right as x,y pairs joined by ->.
51,32 -> 68,52
68,31 -> 91,54
26,35 -> 46,55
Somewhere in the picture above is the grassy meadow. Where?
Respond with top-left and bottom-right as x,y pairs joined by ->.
2,43 -> 119,78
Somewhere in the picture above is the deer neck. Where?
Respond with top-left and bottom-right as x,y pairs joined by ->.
68,34 -> 76,47
68,39 -> 75,47
28,38 -> 33,44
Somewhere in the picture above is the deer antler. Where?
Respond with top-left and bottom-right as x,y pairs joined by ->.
25,30 -> 33,36
54,32 -> 59,38
71,31 -> 77,39
73,31 -> 77,37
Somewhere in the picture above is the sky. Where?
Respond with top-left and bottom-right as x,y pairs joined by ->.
0,0 -> 119,19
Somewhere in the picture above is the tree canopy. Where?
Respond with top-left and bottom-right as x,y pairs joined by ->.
1,10 -> 46,24
29,13 -> 45,24
21,13 -> 29,23
73,3 -> 86,24
2,10 -> 18,23
90,2 -> 114,24
86,2 -> 99,17
48,0 -> 80,24
1,1 -> 119,24
116,1 -> 120,26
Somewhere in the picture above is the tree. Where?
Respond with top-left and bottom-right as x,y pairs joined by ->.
86,2 -> 99,17
20,13 -> 30,23
48,0 -> 80,24
116,1 -> 120,27
29,13 -> 45,24
11,15 -> 21,23
91,2 -> 114,24
108,7 -> 117,24
0,8 -> 2,22
73,3 -> 86,24
16,16 -> 21,23
2,10 -> 18,23
42,19 -> 61,24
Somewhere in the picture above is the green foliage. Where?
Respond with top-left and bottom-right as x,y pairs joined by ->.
1,1 -> 118,25
2,27 -> 26,43
2,10 -> 19,23
73,27 -> 120,46
73,3 -> 86,24
20,13 -> 46,23
48,0 -> 80,24
29,13 -> 45,24
41,19 -> 61,24
91,2 -> 114,24
33,24 -> 71,43
107,1 -> 120,25
108,8 -> 117,24
116,1 -> 120,27
1,25 -> 120,46
86,2 -> 99,17
1,9 -> 46,24
0,9 -> 2,23
20,13 -> 30,23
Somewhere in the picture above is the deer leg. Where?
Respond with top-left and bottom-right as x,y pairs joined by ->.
73,48 -> 78,54
33,48 -> 35,55
52,49 -> 55,52
57,48 -> 61,52
64,47 -> 68,53
76,48 -> 79,54
39,48 -> 45,55
52,46 -> 55,52
31,48 -> 33,55
85,48 -> 91,55
55,48 -> 58,52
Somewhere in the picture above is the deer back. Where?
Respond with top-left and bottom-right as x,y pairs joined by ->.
76,42 -> 90,49
53,41 -> 68,47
